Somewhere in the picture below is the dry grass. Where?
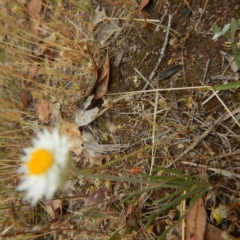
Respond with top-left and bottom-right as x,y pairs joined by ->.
0,0 -> 141,239
0,0 -> 102,238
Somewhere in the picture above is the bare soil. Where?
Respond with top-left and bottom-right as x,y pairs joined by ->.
90,0 -> 240,239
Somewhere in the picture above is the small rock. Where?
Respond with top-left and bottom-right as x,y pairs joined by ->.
189,151 -> 197,158
234,4 -> 240,10
182,8 -> 192,18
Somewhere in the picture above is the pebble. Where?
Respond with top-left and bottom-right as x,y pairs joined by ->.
234,4 -> 240,10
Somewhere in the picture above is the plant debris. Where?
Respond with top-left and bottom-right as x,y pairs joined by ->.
2,0 -> 240,239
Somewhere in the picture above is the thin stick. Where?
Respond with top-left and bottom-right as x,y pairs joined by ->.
133,68 -> 155,90
203,58 -> 211,83
105,16 -> 177,34
106,81 -> 240,97
182,161 -> 240,180
167,106 -> 240,167
184,0 -> 194,14
167,116 -> 224,168
149,82 -> 159,176
97,95 -> 131,117
202,60 -> 231,105
195,0 -> 209,30
133,68 -> 167,102
181,48 -> 188,88
106,86 -> 211,95
181,192 -> 186,240
209,87 -> 240,127
137,14 -> 173,99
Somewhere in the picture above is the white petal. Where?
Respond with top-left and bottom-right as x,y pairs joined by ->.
17,129 -> 71,205
222,23 -> 231,34
44,171 -> 59,199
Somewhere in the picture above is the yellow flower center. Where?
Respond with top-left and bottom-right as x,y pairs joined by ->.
27,149 -> 54,175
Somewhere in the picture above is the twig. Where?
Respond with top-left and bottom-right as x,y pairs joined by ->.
181,192 -> 186,240
106,86 -> 209,96
210,75 -> 236,80
104,17 -> 178,35
148,14 -> 173,80
201,81 -> 227,106
167,106 -> 240,167
133,68 -> 168,103
195,0 -> 209,30
181,48 -> 188,88
133,68 -> 155,90
184,0 -> 194,14
205,150 -> 240,161
137,14 -> 173,99
106,83 -> 240,95
137,51 -> 152,68
203,58 -> 211,83
209,87 -> 240,128
182,161 -> 240,180
97,95 -> 134,117
149,81 -> 159,176
202,59 -> 231,105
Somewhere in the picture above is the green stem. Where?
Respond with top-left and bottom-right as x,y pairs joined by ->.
231,42 -> 240,70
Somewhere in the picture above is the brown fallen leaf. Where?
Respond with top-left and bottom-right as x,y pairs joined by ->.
20,90 -> 28,109
186,196 -> 207,240
205,223 -> 238,240
124,204 -> 134,235
166,221 -> 182,240
50,102 -> 63,125
44,200 -> 62,219
45,47 -> 53,65
28,0 -> 42,40
94,48 -> 110,100
93,5 -> 107,25
84,189 -> 110,207
60,120 -> 84,156
98,19 -> 120,44
29,33 -> 57,79
81,130 -> 127,166
81,130 -> 102,166
139,0 -> 149,13
139,0 -> 150,30
75,95 -> 99,127
35,98 -> 50,122
82,43 -> 98,98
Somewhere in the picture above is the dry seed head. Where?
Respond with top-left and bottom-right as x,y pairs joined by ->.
210,204 -> 229,224
105,121 -> 118,133
104,180 -> 112,190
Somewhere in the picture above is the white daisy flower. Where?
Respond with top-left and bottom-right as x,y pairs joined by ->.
17,129 -> 71,206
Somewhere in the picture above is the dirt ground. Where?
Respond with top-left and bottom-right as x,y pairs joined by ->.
2,0 -> 240,239
93,0 -> 240,239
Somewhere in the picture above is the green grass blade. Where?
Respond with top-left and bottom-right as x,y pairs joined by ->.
88,145 -> 152,172
74,170 -> 157,185
144,190 -> 205,228
158,191 -> 205,240
118,185 -> 161,205
201,81 -> 240,91
152,167 -> 193,177
231,43 -> 240,70
152,188 -> 192,205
